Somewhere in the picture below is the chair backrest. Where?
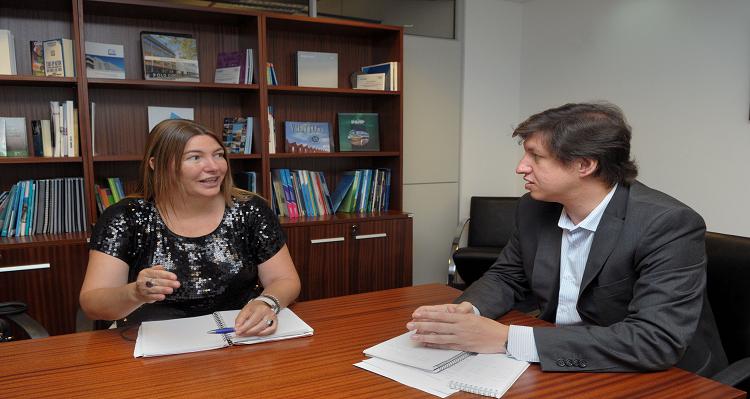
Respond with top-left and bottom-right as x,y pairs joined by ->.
467,196 -> 519,248
705,231 -> 750,365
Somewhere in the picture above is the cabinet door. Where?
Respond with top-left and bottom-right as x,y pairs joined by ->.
285,224 -> 351,301
350,218 -> 413,294
0,243 -> 89,336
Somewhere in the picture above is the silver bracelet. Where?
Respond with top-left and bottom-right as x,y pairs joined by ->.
259,294 -> 281,313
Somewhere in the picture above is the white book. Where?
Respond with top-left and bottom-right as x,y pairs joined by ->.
134,307 -> 313,358
65,100 -> 75,157
296,51 -> 338,88
41,120 -> 53,157
245,48 -> 254,84
43,38 -> 75,77
0,29 -> 17,75
0,118 -> 6,156
356,73 -> 386,91
0,117 -> 28,157
147,106 -> 194,133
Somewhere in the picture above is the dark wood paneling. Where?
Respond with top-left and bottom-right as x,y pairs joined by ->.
0,242 -> 89,335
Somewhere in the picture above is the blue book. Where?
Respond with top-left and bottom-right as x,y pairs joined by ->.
284,121 -> 331,153
331,172 -> 355,213
0,184 -> 18,236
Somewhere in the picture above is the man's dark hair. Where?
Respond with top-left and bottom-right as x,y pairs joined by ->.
512,102 -> 638,186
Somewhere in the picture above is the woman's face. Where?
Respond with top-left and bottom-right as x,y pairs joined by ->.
176,135 -> 227,199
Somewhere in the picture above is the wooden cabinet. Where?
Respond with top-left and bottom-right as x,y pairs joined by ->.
0,239 -> 88,336
0,0 -> 410,335
285,214 -> 412,301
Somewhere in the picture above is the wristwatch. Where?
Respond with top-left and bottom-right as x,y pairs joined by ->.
251,294 -> 280,314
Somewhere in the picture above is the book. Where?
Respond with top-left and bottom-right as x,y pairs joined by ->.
296,51 -> 338,88
284,121 -> 331,153
30,41 -> 45,76
85,41 -> 125,79
447,354 -> 530,398
41,119 -> 52,157
141,32 -> 199,82
214,50 -> 253,84
134,307 -> 314,357
0,117 -> 28,157
222,117 -> 253,154
267,106 -> 276,154
0,30 -> 17,75
0,119 -> 6,156
31,120 -> 43,156
355,73 -> 386,90
147,106 -> 194,132
363,331 -> 474,373
361,61 -> 398,91
43,38 -> 75,77
214,51 -> 244,84
330,171 -> 355,213
266,62 -> 278,85
338,113 -> 379,151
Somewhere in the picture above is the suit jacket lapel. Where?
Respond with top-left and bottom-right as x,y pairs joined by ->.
579,184 -> 629,293
533,218 -> 563,322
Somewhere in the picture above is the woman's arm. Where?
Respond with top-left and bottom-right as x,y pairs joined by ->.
233,244 -> 301,336
79,250 -> 180,321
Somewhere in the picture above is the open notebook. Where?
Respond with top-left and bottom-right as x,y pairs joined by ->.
363,330 -> 474,372
134,308 -> 313,357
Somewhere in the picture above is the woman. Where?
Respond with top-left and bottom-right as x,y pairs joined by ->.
80,119 -> 300,337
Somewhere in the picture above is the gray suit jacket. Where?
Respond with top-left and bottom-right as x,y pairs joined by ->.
457,181 -> 727,376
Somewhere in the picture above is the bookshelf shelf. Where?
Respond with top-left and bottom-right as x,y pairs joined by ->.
87,79 -> 260,92
0,232 -> 88,250
268,86 -> 400,96
0,76 -> 77,87
0,157 -> 83,164
269,151 -> 400,159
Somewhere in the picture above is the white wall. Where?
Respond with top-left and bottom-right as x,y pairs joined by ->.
403,33 -> 462,284
517,0 -> 750,235
459,0 -> 525,221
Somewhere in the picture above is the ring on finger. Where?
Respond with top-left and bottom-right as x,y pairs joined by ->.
265,319 -> 274,327
145,278 -> 155,288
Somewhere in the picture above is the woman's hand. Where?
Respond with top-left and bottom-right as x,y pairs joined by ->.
234,300 -> 278,337
133,265 -> 180,304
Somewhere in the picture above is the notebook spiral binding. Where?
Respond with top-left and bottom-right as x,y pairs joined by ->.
434,351 -> 474,372
212,312 -> 234,346
448,381 -> 502,398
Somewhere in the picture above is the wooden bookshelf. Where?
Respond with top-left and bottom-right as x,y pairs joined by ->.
0,0 -> 410,332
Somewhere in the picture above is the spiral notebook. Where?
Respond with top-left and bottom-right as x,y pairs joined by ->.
134,308 -> 313,357
448,353 -> 529,398
363,331 -> 474,373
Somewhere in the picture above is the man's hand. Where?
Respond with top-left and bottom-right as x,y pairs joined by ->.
407,302 -> 509,353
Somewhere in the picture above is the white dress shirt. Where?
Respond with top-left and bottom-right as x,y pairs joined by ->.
505,184 -> 618,362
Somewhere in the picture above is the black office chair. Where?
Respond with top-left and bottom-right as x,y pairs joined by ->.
448,196 -> 519,289
705,231 -> 750,391
0,302 -> 49,342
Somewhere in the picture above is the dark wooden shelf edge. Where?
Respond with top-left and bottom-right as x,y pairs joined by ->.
0,157 -> 83,164
268,85 -> 400,96
0,232 -> 89,250
87,79 -> 260,91
280,211 -> 410,227
0,75 -> 77,86
270,151 -> 400,159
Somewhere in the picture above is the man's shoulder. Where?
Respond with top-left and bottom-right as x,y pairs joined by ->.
627,181 -> 697,215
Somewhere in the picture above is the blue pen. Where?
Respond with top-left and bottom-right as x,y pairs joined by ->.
207,327 -> 235,334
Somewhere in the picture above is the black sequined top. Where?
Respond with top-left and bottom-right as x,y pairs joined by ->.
89,195 -> 286,325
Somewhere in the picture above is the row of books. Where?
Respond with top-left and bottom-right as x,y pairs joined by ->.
93,177 -> 126,214
0,30 -> 75,77
331,168 -> 391,214
270,169 -> 332,218
0,100 -> 79,158
0,178 -> 87,237
284,113 -> 380,153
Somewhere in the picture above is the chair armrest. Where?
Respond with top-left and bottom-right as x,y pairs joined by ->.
447,218 -> 470,287
712,357 -> 750,387
5,313 -> 49,339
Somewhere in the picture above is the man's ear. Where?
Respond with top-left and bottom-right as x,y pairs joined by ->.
148,157 -> 155,170
577,158 -> 598,177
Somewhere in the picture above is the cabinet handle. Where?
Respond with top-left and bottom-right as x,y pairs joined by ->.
355,233 -> 387,240
310,237 -> 345,244
0,263 -> 51,273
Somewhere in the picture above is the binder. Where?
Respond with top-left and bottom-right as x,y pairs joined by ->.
363,331 -> 474,373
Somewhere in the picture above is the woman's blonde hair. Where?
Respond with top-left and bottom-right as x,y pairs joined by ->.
139,119 -> 252,209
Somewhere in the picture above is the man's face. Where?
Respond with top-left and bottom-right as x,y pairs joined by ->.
515,133 -> 580,203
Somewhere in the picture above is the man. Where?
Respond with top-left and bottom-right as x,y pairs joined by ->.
408,102 -> 727,376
